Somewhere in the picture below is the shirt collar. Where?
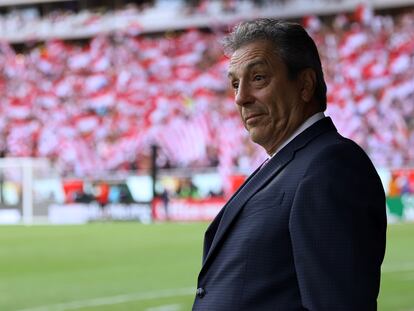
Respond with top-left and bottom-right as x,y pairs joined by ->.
269,112 -> 326,158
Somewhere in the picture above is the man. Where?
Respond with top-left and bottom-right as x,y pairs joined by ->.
192,19 -> 386,310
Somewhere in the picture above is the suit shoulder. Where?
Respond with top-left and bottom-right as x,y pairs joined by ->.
311,131 -> 372,161
302,131 -> 379,178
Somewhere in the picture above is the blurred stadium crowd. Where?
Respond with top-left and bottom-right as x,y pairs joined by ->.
0,3 -> 413,181
0,0 -> 293,40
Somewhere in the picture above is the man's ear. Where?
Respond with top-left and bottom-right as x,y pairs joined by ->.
299,68 -> 316,103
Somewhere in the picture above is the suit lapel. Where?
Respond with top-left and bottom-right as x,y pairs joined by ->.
199,117 -> 337,275
200,147 -> 295,273
202,164 -> 263,260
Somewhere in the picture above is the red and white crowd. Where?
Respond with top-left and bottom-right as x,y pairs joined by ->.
0,8 -> 413,183
0,0 -> 293,42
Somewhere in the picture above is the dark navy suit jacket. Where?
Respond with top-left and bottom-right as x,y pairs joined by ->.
193,117 -> 386,311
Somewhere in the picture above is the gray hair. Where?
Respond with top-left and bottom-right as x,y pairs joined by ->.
223,18 -> 327,110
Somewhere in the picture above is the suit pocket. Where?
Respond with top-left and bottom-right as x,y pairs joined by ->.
241,191 -> 285,218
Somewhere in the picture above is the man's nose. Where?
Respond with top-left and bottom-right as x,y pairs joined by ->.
235,82 -> 253,106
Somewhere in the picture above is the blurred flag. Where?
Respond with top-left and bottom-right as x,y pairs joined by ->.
355,4 -> 373,25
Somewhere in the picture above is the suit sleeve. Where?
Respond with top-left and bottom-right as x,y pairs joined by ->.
289,142 -> 387,311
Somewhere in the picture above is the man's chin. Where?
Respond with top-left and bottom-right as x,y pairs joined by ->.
248,128 -> 279,152
248,130 -> 265,146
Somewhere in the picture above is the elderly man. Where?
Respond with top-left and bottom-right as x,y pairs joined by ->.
192,19 -> 386,311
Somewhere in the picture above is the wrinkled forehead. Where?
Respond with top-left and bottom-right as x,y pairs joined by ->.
227,41 -> 280,78
227,59 -> 267,80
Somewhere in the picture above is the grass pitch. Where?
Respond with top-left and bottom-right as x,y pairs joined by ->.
0,222 -> 413,311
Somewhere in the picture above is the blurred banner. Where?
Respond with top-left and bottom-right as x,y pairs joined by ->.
1,167 -> 414,224
380,168 -> 414,222
152,197 -> 226,222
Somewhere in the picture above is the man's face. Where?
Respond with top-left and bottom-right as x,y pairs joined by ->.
228,40 -> 308,155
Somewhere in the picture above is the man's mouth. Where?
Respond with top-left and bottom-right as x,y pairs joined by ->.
245,113 -> 265,125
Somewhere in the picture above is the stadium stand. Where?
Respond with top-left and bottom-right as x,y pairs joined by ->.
0,0 -> 413,183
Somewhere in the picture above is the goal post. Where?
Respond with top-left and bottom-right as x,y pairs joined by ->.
0,158 -> 53,225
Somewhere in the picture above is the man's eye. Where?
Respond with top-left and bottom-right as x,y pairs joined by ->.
232,82 -> 239,89
254,75 -> 265,81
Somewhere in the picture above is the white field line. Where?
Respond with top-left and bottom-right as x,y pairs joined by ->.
382,262 -> 414,273
15,288 -> 194,311
145,304 -> 181,311
13,262 -> 414,311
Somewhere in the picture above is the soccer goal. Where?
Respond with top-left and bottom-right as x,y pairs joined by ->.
0,158 -> 58,225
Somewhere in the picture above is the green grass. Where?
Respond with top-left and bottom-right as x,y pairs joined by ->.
0,222 -> 412,311
380,223 -> 414,311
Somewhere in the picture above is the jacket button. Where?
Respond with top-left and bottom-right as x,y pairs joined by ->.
196,287 -> 206,298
